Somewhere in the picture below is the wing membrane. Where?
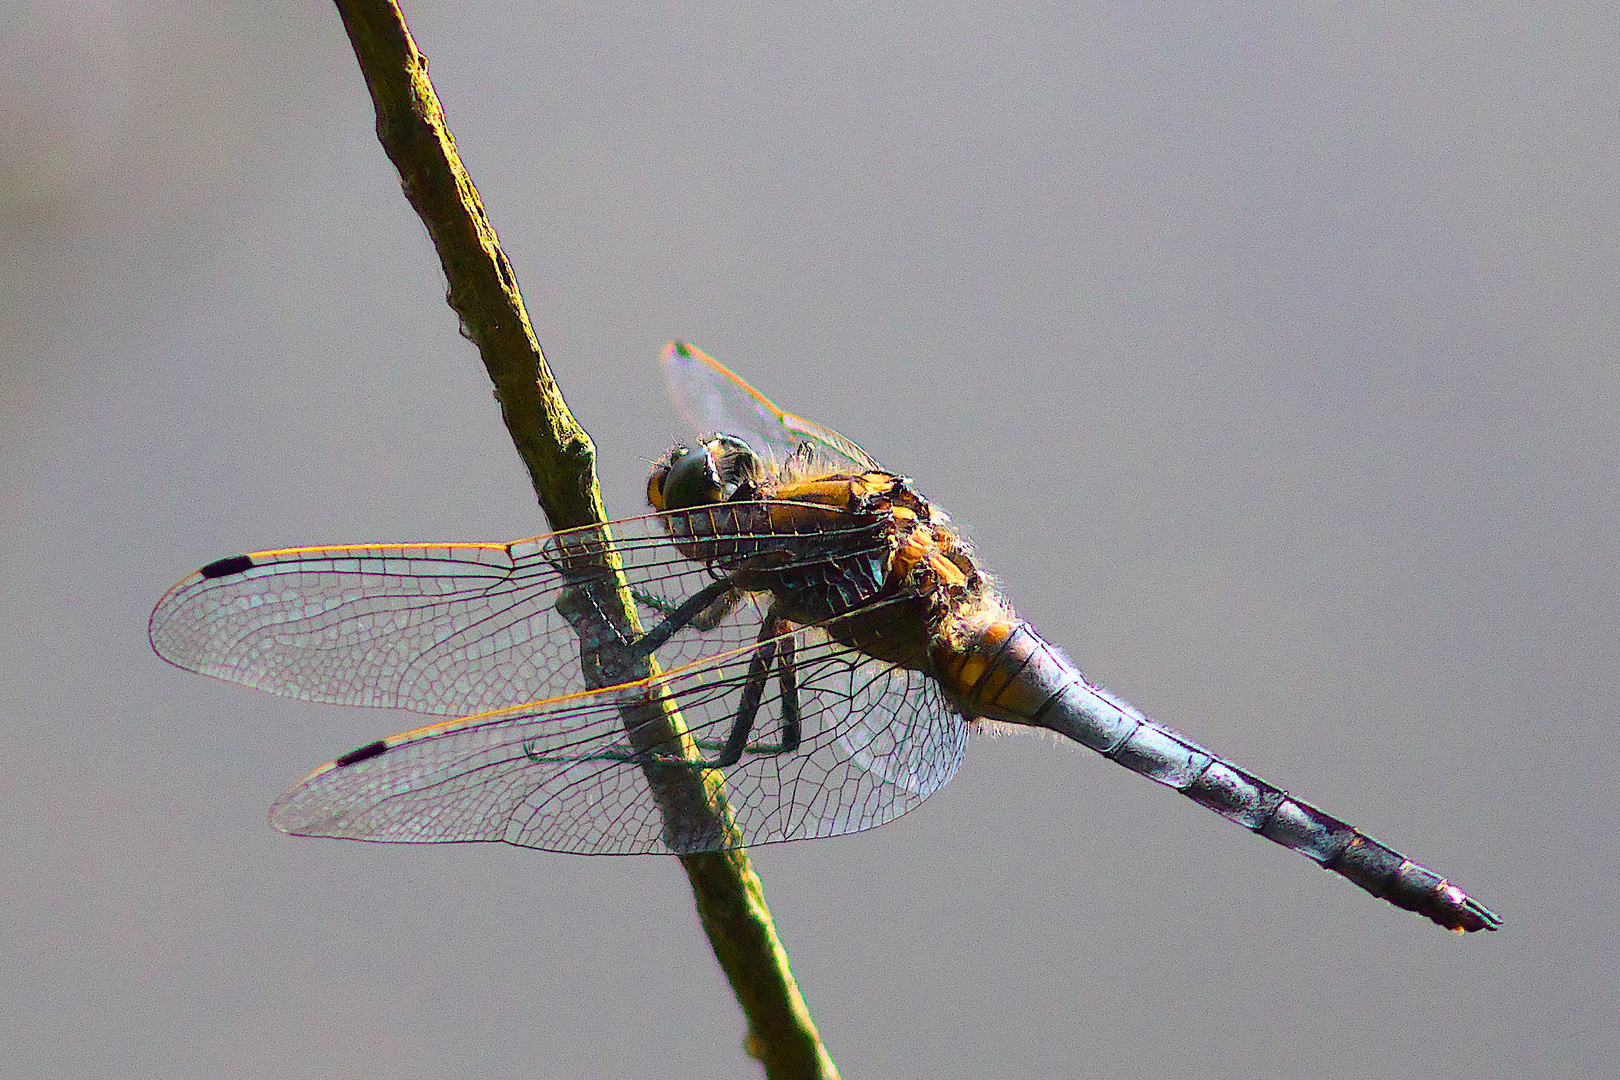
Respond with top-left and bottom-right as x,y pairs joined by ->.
663,342 -> 880,473
150,511 -> 889,718
153,511 -> 900,722
269,605 -> 967,854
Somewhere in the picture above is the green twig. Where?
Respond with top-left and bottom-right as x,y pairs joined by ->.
328,3 -> 839,1077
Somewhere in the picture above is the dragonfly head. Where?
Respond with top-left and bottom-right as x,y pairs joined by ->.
648,434 -> 766,512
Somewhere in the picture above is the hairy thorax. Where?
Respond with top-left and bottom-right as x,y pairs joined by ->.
650,443 -> 1008,674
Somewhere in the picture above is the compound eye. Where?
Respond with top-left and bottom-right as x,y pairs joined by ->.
654,443 -> 724,511
706,434 -> 765,492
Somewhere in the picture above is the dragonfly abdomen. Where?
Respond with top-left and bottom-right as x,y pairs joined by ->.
934,619 -> 1500,933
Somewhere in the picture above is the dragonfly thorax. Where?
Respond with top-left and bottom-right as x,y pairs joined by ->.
647,437 -> 1008,676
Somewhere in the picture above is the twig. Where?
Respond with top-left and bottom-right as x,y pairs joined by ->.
328,2 -> 839,1076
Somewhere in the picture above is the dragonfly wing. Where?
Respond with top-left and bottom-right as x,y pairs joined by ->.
662,342 -> 881,474
149,517 -> 771,717
715,618 -> 966,846
269,602 -> 967,854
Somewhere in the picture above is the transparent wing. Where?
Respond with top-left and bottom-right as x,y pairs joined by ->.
147,515 -> 826,717
662,341 -> 881,473
268,606 -> 968,854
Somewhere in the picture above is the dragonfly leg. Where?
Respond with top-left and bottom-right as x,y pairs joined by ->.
633,582 -> 743,632
703,628 -> 802,757
627,577 -> 739,657
552,574 -> 738,693
697,632 -> 776,768
686,609 -> 802,767
538,636 -> 776,769
772,632 -> 803,753
528,604 -> 802,770
675,607 -> 805,768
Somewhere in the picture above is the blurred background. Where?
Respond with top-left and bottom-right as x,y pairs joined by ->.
4,2 -> 1614,1077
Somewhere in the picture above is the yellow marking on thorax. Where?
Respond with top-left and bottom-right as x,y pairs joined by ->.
772,471 -> 898,507
770,477 -> 860,508
928,549 -> 969,587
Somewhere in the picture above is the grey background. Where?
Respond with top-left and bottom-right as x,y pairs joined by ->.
4,3 -> 1613,1078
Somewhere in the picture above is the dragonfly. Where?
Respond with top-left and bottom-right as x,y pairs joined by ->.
150,342 -> 1499,933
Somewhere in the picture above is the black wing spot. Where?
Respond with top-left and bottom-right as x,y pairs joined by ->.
334,740 -> 389,767
200,554 -> 255,579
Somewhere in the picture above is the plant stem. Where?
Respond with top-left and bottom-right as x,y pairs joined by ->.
328,3 -> 839,1076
